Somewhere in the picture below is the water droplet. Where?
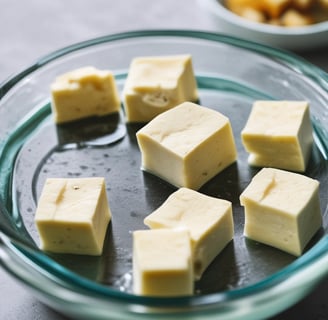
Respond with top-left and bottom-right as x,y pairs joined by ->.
113,272 -> 133,292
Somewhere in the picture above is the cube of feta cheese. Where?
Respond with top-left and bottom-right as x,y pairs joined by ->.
123,55 -> 198,122
144,188 -> 234,279
133,229 -> 193,296
241,100 -> 313,172
240,168 -> 322,256
51,66 -> 120,123
35,177 -> 111,255
136,102 -> 237,190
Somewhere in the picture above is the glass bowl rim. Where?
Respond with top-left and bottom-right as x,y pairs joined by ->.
0,29 -> 328,309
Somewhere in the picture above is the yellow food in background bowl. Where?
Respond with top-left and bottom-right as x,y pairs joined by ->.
198,0 -> 328,49
225,0 -> 328,26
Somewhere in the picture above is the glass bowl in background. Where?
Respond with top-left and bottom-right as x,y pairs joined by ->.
0,30 -> 328,320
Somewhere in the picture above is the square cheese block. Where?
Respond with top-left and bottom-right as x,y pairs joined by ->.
35,177 -> 111,255
133,229 -> 193,296
144,188 -> 234,279
240,168 -> 322,256
241,100 -> 313,172
136,102 -> 237,190
122,54 -> 198,122
51,66 -> 121,123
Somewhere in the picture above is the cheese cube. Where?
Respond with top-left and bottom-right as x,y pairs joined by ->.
240,168 -> 322,256
144,188 -> 234,279
123,55 -> 198,122
133,229 -> 193,296
51,66 -> 120,123
241,101 -> 313,172
35,177 -> 111,255
136,102 -> 237,190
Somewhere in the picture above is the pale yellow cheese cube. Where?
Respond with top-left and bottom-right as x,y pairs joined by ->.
51,66 -> 120,123
144,188 -> 234,279
123,55 -> 198,122
133,229 -> 193,296
35,177 -> 111,255
136,102 -> 237,190
241,100 -> 313,172
240,168 -> 322,256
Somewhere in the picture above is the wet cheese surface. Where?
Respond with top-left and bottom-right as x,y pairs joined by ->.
133,229 -> 193,296
51,66 -> 120,123
144,187 -> 234,279
240,168 -> 322,256
241,100 -> 313,172
136,102 -> 237,190
123,55 -> 198,122
35,177 -> 111,255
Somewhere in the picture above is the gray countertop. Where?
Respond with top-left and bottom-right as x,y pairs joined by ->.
1,0 -> 328,319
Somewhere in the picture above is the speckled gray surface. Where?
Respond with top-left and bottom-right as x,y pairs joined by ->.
1,0 -> 328,319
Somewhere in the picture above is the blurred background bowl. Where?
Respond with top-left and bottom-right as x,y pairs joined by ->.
198,0 -> 328,50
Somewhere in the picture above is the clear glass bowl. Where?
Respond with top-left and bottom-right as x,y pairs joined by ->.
0,30 -> 328,320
